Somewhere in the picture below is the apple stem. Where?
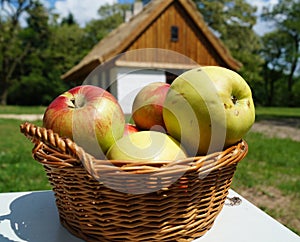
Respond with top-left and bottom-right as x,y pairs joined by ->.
231,95 -> 238,105
67,97 -> 85,109
68,98 -> 76,108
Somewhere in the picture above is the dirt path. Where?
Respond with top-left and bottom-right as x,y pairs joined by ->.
1,114 -> 299,142
250,118 -> 300,142
0,114 -> 43,121
242,118 -> 300,234
237,186 -> 300,233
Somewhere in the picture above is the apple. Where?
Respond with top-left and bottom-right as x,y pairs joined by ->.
43,85 -> 125,158
124,123 -> 139,135
163,66 -> 255,155
132,82 -> 170,132
106,131 -> 187,161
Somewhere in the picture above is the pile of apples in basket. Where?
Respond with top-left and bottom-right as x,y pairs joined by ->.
43,66 -> 255,160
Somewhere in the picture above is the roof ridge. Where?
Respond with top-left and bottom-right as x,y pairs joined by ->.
62,0 -> 241,82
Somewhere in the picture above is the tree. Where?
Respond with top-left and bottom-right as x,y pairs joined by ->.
0,0 -> 36,105
260,31 -> 290,106
6,1 -> 59,105
45,23 -> 92,87
262,0 -> 300,106
61,12 -> 76,26
193,0 -> 264,91
84,3 -> 130,46
8,7 -> 91,105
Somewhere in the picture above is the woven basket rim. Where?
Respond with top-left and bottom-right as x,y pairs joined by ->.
20,122 -> 248,177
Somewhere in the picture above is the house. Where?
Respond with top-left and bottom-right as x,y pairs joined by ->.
61,0 -> 241,114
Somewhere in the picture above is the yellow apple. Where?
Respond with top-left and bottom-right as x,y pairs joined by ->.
106,131 -> 187,161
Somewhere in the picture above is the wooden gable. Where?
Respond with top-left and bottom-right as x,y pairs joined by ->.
62,0 -> 241,82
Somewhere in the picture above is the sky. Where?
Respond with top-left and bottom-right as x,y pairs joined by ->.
40,0 -> 118,26
40,0 -> 278,36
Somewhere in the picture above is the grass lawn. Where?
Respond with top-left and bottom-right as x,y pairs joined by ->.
231,131 -> 300,234
0,106 -> 299,234
0,119 -> 51,192
233,132 -> 300,194
255,106 -> 300,120
0,105 -> 46,114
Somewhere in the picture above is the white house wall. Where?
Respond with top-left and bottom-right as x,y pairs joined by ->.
114,67 -> 166,114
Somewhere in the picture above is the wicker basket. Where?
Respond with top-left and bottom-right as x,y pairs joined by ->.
20,122 -> 248,242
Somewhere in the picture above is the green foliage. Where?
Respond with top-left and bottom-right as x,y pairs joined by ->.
0,0 -> 299,106
0,0 -> 45,105
5,3 -> 91,106
85,3 -> 130,45
3,1 -> 131,106
193,0 -> 300,106
261,0 -> 300,106
193,0 -> 264,88
293,77 -> 300,106
8,71 -> 67,105
61,12 -> 77,26
48,23 -> 91,75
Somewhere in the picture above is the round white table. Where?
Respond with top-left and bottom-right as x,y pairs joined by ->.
0,189 -> 299,242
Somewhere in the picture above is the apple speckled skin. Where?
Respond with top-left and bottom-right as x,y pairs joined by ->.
163,66 -> 255,156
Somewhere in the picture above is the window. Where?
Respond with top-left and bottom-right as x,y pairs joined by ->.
171,26 -> 179,42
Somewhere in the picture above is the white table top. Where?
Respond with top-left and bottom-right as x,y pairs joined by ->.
0,189 -> 299,242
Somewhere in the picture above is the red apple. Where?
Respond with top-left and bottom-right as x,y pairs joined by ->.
43,85 -> 125,158
132,82 -> 170,132
124,123 -> 139,135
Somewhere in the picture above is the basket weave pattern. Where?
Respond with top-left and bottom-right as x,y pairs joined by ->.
20,122 -> 248,241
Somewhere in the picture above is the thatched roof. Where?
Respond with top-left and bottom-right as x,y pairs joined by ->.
62,0 -> 241,82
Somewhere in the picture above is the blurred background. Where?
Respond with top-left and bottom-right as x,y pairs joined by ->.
0,0 -> 299,235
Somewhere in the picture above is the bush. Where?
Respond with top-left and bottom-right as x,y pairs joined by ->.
8,71 -> 69,106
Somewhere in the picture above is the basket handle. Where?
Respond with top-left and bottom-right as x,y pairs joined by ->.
20,122 -> 94,168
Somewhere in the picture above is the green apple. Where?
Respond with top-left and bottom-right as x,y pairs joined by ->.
106,131 -> 187,161
163,66 -> 255,155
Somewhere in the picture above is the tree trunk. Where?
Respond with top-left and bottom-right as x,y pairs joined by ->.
0,60 -> 8,106
264,66 -> 274,106
287,34 -> 299,106
0,88 -> 8,105
0,1 -> 35,106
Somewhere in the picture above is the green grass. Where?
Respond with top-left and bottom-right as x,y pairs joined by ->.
232,132 -> 300,194
255,106 -> 300,121
0,105 -> 46,114
231,131 -> 300,234
0,119 -> 51,192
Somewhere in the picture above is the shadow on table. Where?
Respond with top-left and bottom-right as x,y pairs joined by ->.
0,191 -> 82,242
0,233 -> 17,242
